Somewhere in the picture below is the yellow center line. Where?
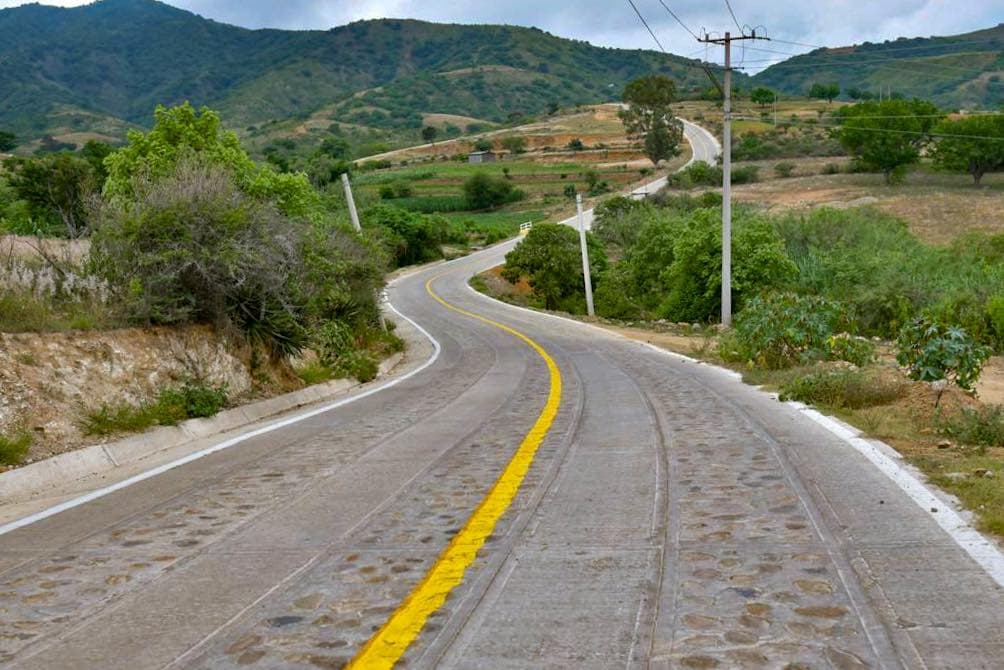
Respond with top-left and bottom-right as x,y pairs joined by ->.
346,275 -> 563,669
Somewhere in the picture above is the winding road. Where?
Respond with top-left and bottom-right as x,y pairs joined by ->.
0,123 -> 1002,670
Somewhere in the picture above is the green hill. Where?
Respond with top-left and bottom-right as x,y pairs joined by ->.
754,24 -> 1004,109
0,0 -> 723,151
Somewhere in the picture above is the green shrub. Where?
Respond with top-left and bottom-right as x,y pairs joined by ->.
731,165 -> 760,184
774,162 -> 796,178
936,405 -> 1004,454
365,204 -> 450,267
780,368 -> 906,409
725,293 -> 845,369
81,380 -> 228,436
660,209 -> 797,322
592,196 -> 654,249
159,379 -> 228,419
896,317 -> 991,391
0,432 -> 32,466
826,333 -> 876,367
594,264 -> 643,320
335,351 -> 379,382
295,362 -> 335,385
988,294 -> 1004,348
92,158 -> 383,357
668,160 -> 722,188
463,173 -> 524,210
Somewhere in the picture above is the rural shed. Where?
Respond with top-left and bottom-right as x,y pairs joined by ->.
468,151 -> 497,164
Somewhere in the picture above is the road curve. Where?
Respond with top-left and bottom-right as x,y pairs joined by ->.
565,119 -> 720,231
0,129 -> 1002,670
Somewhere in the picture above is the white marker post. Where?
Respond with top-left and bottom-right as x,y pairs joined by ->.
341,172 -> 362,232
341,172 -> 385,329
576,194 -> 595,317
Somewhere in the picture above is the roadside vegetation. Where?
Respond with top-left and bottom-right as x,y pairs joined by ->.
482,86 -> 1004,537
81,379 -> 229,437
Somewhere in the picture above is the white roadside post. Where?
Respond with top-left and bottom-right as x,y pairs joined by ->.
575,194 -> 595,317
341,172 -> 385,329
341,172 -> 362,232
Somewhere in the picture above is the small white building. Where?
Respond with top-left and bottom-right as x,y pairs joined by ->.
468,151 -> 497,164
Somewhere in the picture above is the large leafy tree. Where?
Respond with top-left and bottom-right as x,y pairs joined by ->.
930,115 -> 1004,185
750,87 -> 774,108
104,103 -> 317,217
809,82 -> 840,103
838,99 -> 942,184
502,223 -> 606,310
619,75 -> 684,165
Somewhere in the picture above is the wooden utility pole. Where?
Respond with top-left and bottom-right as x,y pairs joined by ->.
698,29 -> 770,327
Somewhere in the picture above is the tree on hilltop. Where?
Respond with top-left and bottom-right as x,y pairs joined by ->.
619,75 -> 684,165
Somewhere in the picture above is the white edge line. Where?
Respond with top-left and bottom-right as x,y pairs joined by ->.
0,302 -> 443,538
462,281 -> 1004,588
0,120 -> 715,537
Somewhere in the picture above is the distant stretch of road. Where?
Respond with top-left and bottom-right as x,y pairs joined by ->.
0,122 -> 1001,670
563,119 -> 720,230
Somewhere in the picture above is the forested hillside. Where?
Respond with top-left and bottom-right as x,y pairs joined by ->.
754,23 -> 1004,109
0,0 -> 719,147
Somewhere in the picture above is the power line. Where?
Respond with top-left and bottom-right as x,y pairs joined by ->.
723,0 -> 744,33
769,36 -> 1004,57
655,0 -> 700,40
626,0 -> 667,53
770,119 -> 1004,142
734,46 -> 1004,86
737,113 -> 1004,120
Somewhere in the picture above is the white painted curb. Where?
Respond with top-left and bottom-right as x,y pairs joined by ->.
0,303 -> 442,537
462,282 -> 1004,589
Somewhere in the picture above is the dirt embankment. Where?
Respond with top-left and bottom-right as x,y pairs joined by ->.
0,325 -> 257,463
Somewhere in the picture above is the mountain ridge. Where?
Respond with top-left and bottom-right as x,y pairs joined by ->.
0,0 -> 721,145
753,23 -> 1004,108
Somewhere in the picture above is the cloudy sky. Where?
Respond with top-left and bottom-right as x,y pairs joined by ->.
2,0 -> 1002,71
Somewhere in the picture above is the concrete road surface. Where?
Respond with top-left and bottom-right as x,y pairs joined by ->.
564,119 -> 720,231
0,129 -> 1002,670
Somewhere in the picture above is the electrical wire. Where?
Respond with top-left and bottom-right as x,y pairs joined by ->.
765,118 -> 1004,142
724,0 -> 744,33
769,36 -> 1004,56
626,0 -> 667,53
655,0 -> 700,40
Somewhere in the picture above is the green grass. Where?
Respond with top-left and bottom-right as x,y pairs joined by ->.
0,288 -> 122,333
389,195 -> 470,213
779,367 -> 907,410
0,432 -> 32,466
445,210 -> 547,245
917,454 -> 1004,535
295,362 -> 336,385
80,380 -> 228,437
936,405 -> 1004,454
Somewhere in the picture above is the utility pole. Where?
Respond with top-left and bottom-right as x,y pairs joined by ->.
575,194 -> 595,317
340,172 -> 386,330
341,173 -> 362,232
698,29 -> 769,327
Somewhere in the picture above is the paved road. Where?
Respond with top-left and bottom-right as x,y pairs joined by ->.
1,129 -> 1002,670
565,119 -> 720,231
